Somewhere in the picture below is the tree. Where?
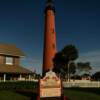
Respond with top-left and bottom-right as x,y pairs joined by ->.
69,62 -> 76,75
92,71 -> 100,81
77,62 -> 92,75
62,44 -> 78,61
53,52 -> 67,79
53,44 -> 78,80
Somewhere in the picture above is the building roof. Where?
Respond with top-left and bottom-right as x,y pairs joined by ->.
0,64 -> 33,74
0,44 -> 25,57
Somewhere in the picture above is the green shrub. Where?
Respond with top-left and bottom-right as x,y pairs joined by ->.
0,81 -> 38,91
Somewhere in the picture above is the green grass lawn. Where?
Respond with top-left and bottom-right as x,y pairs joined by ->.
0,88 -> 100,100
64,88 -> 100,100
0,90 -> 31,100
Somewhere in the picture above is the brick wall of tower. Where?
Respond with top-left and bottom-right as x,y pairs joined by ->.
43,9 -> 56,75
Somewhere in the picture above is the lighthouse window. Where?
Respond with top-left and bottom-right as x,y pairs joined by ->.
52,29 -> 54,34
6,57 -> 13,65
52,44 -> 55,49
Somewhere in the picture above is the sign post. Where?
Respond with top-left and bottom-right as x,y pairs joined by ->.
37,70 -> 67,100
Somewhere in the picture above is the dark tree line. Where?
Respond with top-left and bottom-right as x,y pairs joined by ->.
53,44 -> 78,80
76,62 -> 92,74
92,71 -> 100,81
53,44 -> 93,80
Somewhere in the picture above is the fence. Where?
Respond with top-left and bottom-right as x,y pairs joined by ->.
63,81 -> 100,88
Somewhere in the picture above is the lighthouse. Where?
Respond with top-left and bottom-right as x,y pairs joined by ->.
43,0 -> 57,76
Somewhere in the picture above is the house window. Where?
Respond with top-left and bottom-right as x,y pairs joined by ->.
6,57 -> 13,65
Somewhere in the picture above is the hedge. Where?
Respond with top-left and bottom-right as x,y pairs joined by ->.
0,81 -> 38,91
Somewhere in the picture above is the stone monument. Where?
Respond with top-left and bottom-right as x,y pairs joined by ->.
37,70 -> 66,100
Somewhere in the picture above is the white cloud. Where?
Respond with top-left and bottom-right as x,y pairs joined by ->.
76,50 -> 100,73
21,58 -> 42,74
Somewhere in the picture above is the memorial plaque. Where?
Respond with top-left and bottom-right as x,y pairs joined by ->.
40,70 -> 62,98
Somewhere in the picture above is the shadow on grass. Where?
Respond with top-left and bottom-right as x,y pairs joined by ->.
16,90 -> 37,100
64,88 -> 100,95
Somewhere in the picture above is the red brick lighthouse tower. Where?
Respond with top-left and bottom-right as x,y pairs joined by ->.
43,0 -> 56,75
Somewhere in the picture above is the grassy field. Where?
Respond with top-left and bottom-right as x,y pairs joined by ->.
0,91 -> 31,100
0,88 -> 100,100
64,88 -> 100,100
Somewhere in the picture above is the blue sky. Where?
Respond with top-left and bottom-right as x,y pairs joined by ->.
0,0 -> 100,74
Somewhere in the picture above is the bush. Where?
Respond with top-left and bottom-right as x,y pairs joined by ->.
0,81 -> 38,91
